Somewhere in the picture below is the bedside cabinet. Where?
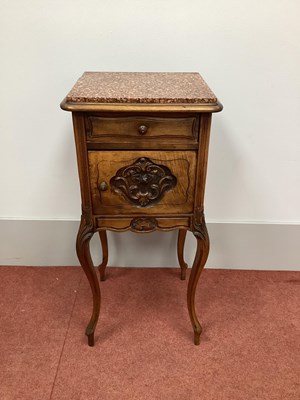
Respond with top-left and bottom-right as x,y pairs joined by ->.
61,72 -> 222,346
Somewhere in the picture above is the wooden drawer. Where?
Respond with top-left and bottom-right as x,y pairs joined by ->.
85,113 -> 199,143
88,150 -> 196,215
96,216 -> 191,232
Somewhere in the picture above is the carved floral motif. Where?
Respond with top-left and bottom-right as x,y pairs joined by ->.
193,207 -> 208,240
131,217 -> 157,232
110,157 -> 177,207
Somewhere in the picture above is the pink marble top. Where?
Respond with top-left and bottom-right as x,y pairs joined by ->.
65,72 -> 218,104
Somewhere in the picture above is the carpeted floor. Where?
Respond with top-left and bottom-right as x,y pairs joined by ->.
0,266 -> 299,400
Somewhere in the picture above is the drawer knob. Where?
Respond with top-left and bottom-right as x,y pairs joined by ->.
99,181 -> 108,191
138,125 -> 148,135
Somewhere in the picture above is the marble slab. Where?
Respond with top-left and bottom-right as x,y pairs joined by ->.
66,72 -> 217,104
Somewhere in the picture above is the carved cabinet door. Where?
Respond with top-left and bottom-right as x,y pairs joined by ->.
88,150 -> 196,215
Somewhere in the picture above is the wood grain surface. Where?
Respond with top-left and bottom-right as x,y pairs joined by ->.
88,150 -> 196,215
86,113 -> 199,142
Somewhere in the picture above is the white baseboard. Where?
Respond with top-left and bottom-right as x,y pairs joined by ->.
0,219 -> 299,270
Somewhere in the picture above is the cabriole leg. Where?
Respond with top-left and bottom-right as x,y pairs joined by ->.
177,229 -> 188,280
187,213 -> 209,345
98,230 -> 108,281
76,210 -> 101,346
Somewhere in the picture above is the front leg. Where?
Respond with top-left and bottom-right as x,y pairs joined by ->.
76,208 -> 101,346
187,210 -> 209,345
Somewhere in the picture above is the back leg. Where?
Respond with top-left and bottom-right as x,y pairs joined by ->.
177,229 -> 188,280
98,230 -> 108,281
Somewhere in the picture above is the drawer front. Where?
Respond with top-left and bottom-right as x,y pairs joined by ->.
85,114 -> 199,142
96,217 -> 191,232
88,150 -> 196,215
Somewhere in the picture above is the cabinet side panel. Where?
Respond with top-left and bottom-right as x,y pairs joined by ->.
72,112 -> 92,209
194,113 -> 212,211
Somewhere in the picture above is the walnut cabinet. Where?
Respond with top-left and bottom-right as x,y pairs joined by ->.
61,72 -> 222,346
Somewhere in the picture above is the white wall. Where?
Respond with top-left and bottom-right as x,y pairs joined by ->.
1,1 -> 299,268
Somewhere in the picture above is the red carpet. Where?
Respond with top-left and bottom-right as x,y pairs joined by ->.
0,266 -> 299,399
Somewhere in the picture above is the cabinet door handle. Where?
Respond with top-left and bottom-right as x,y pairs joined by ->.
138,125 -> 148,135
99,181 -> 108,191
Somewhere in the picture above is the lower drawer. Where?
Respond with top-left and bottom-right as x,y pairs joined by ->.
96,216 -> 191,232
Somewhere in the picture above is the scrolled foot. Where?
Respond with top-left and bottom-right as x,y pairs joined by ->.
193,326 -> 202,345
99,266 -> 106,281
85,320 -> 97,346
180,263 -> 188,280
99,267 -> 106,282
86,331 -> 95,347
